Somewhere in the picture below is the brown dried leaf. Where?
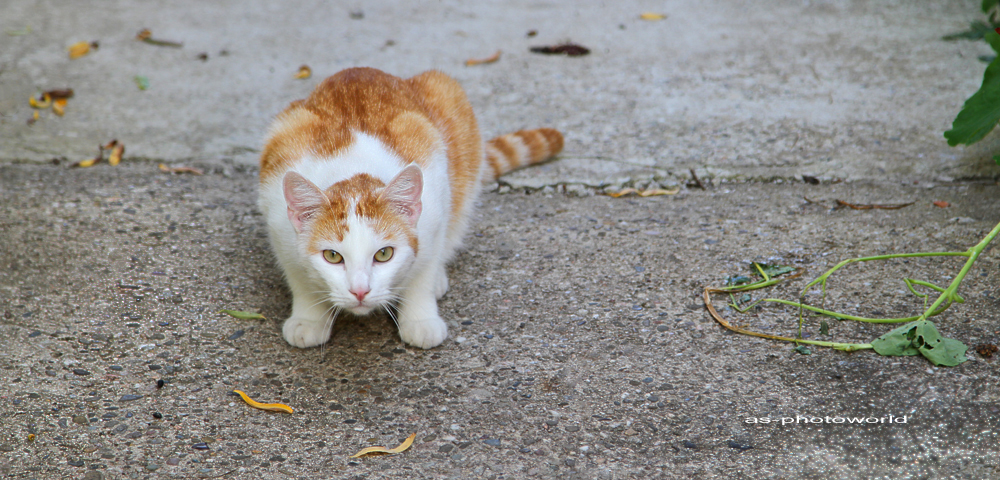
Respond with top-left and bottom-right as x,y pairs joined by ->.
529,43 -> 590,56
933,200 -> 950,208
295,65 -> 312,79
835,200 -> 914,210
45,89 -> 74,100
465,50 -> 502,66
137,28 -> 182,47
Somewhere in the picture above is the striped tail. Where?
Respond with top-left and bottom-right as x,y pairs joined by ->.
483,128 -> 564,182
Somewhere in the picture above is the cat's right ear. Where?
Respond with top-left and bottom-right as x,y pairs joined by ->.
283,172 -> 328,233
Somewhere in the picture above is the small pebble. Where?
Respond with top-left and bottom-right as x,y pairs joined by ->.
119,394 -> 142,402
156,379 -> 164,389
438,444 -> 454,453
682,440 -> 697,449
72,369 -> 91,376
72,415 -> 88,425
146,464 -> 160,472
153,412 -> 163,419
228,330 -> 245,340
727,440 -> 752,451
83,471 -> 103,480
656,325 -> 668,332
192,442 -> 209,450
483,438 -> 501,447
166,457 -> 180,466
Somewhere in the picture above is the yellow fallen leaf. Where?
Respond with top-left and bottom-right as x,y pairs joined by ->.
233,389 -> 294,413
68,41 -> 91,59
29,93 -> 51,109
30,111 -> 39,123
108,142 -> 124,166
350,433 -> 416,458
53,98 -> 67,116
607,187 -> 680,198
640,12 -> 667,20
159,163 -> 204,175
74,157 -> 99,168
295,65 -> 312,79
465,50 -> 502,66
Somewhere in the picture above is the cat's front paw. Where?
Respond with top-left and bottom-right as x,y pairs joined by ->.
398,315 -> 448,349
282,316 -> 332,348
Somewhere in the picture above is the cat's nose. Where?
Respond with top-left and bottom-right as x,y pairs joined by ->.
350,287 -> 370,302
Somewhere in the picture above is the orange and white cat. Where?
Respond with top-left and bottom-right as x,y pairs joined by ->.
259,67 -> 562,349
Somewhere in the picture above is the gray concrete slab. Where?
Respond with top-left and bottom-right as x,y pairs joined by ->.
2,164 -> 1000,478
2,1 -> 999,186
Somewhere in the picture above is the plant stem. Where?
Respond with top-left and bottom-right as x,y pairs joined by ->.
919,221 -> 1000,321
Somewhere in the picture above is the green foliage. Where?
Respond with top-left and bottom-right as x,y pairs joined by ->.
871,320 -> 968,366
944,32 -> 1000,146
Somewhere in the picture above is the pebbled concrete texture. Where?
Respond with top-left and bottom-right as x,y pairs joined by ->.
2,165 -> 1000,479
2,0 -> 999,186
2,1 -> 1000,479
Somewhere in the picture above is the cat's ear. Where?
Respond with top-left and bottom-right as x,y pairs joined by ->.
380,165 -> 422,226
283,172 -> 329,233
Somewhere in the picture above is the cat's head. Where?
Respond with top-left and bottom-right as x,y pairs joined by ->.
283,165 -> 422,315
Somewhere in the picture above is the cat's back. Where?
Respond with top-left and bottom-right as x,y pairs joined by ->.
259,68 -> 480,187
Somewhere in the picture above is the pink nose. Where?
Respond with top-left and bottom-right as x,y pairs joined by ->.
350,287 -> 369,302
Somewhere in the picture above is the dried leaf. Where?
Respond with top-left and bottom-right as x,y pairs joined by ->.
52,98 -> 67,116
933,200 -> 950,208
29,111 -> 39,124
233,390 -> 294,413
108,142 -> 125,166
68,41 -> 92,59
607,187 -> 680,198
295,65 -> 312,79
350,433 -> 416,458
835,199 -> 914,210
465,50 -> 502,66
72,157 -> 99,168
136,28 -> 183,47
159,163 -> 204,175
45,89 -> 74,100
529,43 -> 590,56
6,26 -> 31,36
639,12 -> 667,20
220,309 -> 266,320
134,75 -> 149,91
29,93 -> 51,109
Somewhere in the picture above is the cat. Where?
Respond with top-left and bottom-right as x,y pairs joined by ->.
258,67 -> 563,349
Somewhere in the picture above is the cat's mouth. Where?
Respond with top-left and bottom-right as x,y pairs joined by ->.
346,303 -> 375,316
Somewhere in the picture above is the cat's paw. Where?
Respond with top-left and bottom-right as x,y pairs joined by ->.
397,315 -> 448,349
282,316 -> 332,348
433,266 -> 449,299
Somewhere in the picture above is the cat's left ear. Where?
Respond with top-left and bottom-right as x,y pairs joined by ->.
380,165 -> 423,226
284,172 -> 329,233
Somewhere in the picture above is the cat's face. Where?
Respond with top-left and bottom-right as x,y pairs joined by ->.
307,215 -> 416,315
284,167 -> 422,315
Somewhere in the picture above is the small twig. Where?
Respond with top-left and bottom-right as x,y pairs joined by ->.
688,168 -> 706,189
835,199 -> 914,210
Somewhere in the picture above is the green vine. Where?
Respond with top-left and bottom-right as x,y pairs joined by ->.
705,220 -> 1000,366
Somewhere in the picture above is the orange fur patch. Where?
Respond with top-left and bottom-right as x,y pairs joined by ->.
307,174 -> 418,255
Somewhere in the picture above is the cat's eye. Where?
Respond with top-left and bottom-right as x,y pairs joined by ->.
322,250 -> 343,264
374,247 -> 394,262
